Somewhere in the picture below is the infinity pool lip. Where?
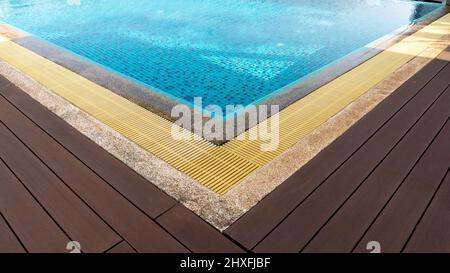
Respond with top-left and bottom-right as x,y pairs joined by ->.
0,5 -> 446,143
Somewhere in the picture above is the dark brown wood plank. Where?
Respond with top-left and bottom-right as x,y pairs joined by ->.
0,96 -> 188,253
0,160 -> 69,253
225,51 -> 450,250
353,119 -> 450,253
0,76 -> 176,219
107,241 -> 136,253
157,205 -> 244,253
254,63 -> 450,253
404,171 -> 450,253
0,213 -> 25,253
305,85 -> 450,252
0,122 -> 121,253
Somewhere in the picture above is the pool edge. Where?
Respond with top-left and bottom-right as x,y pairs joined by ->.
0,11 -> 449,230
0,6 -> 447,141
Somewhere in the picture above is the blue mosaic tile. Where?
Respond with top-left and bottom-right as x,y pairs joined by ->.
0,0 -> 441,110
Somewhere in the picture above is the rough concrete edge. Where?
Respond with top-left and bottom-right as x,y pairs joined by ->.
0,35 -> 448,232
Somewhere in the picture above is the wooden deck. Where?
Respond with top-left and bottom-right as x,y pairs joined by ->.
1,46 -> 449,253
0,76 -> 242,253
225,46 -> 450,253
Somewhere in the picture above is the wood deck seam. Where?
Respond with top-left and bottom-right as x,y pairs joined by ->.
253,63 -> 450,252
298,81 -> 450,252
251,67 -> 450,251
350,117 -> 450,253
147,214 -> 195,253
0,155 -> 74,249
402,168 -> 450,252
103,240 -> 126,254
0,118 -> 124,247
301,114 -> 448,252
0,211 -> 27,253
156,205 -> 246,253
0,89 -> 176,221
0,92 -> 192,252
225,57 -> 450,250
401,167 -> 450,253
302,83 -> 450,252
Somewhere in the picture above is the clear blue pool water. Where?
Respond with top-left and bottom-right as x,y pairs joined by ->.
0,0 -> 442,109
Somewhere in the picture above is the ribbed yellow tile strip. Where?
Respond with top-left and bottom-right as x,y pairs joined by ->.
0,14 -> 449,194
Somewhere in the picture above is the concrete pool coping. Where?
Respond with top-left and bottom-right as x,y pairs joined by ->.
0,6 -> 447,142
0,11 -> 449,230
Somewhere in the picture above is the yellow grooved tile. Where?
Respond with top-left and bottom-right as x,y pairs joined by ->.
0,13 -> 448,194
224,50 -> 409,159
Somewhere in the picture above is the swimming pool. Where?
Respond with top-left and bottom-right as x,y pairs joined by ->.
0,0 -> 442,110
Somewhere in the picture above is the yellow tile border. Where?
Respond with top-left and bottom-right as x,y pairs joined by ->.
0,14 -> 449,194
